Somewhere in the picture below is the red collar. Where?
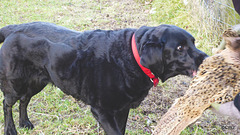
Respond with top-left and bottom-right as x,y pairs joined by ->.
131,34 -> 159,87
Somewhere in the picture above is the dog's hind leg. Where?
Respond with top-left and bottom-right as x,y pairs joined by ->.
3,95 -> 18,135
3,99 -> 18,135
19,96 -> 33,129
18,82 -> 48,129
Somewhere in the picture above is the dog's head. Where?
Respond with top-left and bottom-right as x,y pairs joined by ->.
135,24 -> 208,82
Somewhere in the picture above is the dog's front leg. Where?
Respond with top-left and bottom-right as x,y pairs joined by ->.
115,108 -> 130,134
3,99 -> 17,135
91,107 -> 122,135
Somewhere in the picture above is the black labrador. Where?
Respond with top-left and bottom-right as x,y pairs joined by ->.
0,22 -> 207,135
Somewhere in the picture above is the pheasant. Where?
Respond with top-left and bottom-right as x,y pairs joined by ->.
153,28 -> 240,135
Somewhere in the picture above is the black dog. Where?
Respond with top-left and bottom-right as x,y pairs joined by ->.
0,22 -> 207,135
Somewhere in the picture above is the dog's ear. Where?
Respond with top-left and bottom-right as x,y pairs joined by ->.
135,25 -> 168,54
135,25 -> 169,75
139,41 -> 163,69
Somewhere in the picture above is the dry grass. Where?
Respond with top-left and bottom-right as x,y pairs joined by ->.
185,0 -> 240,54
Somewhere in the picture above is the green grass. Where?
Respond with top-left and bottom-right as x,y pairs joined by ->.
0,0 -> 108,30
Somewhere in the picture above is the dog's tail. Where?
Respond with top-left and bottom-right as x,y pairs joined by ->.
0,24 -> 19,44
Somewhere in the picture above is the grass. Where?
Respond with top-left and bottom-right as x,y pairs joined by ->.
150,0 -> 213,55
0,0 -> 239,134
151,0 -> 240,55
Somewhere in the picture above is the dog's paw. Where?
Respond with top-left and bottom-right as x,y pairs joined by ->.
19,120 -> 34,129
4,126 -> 17,135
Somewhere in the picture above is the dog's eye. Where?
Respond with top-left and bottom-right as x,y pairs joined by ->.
177,45 -> 184,51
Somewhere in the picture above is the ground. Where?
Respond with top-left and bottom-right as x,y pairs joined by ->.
0,0 -> 239,134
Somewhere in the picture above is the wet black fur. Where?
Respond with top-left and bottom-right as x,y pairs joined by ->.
0,22 -> 207,135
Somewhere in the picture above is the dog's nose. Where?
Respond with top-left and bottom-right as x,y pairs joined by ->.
202,53 -> 209,60
196,52 -> 208,67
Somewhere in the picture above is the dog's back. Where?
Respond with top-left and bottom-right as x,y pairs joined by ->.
0,22 -> 79,45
